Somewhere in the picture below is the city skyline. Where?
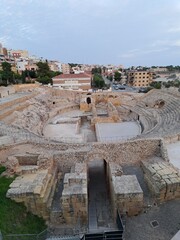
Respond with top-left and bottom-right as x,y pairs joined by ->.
0,0 -> 180,67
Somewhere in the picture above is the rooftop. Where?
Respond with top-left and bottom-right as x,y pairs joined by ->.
53,73 -> 92,79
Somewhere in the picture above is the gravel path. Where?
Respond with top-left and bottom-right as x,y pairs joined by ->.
122,165 -> 180,240
124,199 -> 180,240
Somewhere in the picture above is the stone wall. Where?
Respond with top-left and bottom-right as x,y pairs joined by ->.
54,139 -> 161,173
48,103 -> 79,120
107,162 -> 123,218
6,154 -> 58,221
107,163 -> 143,217
88,139 -> 160,165
60,163 -> 88,225
14,83 -> 41,92
112,175 -> 143,216
52,89 -> 81,103
141,160 -> 180,203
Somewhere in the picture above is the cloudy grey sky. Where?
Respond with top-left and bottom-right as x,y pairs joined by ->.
0,0 -> 180,67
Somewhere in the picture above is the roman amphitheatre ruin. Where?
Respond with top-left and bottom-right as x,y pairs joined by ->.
0,84 -> 180,240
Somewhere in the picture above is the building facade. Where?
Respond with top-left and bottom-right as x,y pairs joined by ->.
61,63 -> 71,74
8,49 -> 29,58
128,71 -> 153,87
52,73 -> 92,90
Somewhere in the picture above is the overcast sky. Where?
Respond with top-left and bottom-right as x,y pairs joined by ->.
0,0 -> 180,67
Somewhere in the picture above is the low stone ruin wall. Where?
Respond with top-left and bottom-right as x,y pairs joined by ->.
60,163 -> 88,225
141,160 -> 180,203
112,175 -> 143,216
107,163 -> 143,216
54,138 -> 161,173
14,83 -> 41,92
6,154 -> 58,221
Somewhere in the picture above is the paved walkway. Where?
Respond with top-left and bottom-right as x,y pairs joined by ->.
124,199 -> 180,240
88,160 -> 116,232
122,163 -> 180,239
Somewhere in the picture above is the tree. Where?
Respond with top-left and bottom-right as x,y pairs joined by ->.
1,62 -> 13,85
92,74 -> 105,89
166,65 -> 174,72
107,75 -> 113,81
36,62 -> 50,77
114,71 -> 121,82
150,82 -> 161,89
92,67 -> 102,74
36,62 -> 52,84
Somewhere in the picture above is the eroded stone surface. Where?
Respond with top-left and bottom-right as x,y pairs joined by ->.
111,175 -> 143,216
61,163 -> 88,225
141,161 -> 180,202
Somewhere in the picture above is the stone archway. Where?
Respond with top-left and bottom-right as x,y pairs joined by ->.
86,97 -> 91,104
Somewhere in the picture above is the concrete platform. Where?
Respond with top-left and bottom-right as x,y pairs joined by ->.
95,122 -> 141,142
166,141 -> 180,170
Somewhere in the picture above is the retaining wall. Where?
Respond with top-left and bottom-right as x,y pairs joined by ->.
54,138 -> 161,173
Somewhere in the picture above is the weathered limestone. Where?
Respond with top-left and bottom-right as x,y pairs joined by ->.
107,101 -> 120,122
12,93 -> 52,135
4,153 -> 54,175
6,154 -> 58,220
0,136 -> 14,146
0,86 -> 15,98
111,175 -> 143,216
141,161 -> 180,203
1,86 -> 180,228
108,163 -> 143,217
60,163 -> 88,225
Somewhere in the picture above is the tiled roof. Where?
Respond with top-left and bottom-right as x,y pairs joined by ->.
53,73 -> 91,79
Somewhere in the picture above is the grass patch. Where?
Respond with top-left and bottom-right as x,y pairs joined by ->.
0,165 -> 6,175
0,175 -> 46,236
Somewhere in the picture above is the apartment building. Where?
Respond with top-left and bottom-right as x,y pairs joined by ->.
48,61 -> 62,72
128,71 -> 153,87
8,49 -> 29,58
52,73 -> 92,90
61,63 -> 71,74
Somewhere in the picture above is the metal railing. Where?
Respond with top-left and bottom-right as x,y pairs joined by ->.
2,229 -> 48,240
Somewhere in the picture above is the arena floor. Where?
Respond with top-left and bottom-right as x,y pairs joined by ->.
95,121 -> 141,142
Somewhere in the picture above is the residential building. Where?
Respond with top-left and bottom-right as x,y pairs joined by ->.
16,60 -> 29,72
25,63 -> 38,71
72,66 -> 84,74
48,61 -> 62,72
8,49 -> 29,58
61,63 -> 71,74
128,70 -> 153,87
52,73 -> 92,90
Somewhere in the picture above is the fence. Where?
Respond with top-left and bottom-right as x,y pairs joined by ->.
2,229 -> 47,240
